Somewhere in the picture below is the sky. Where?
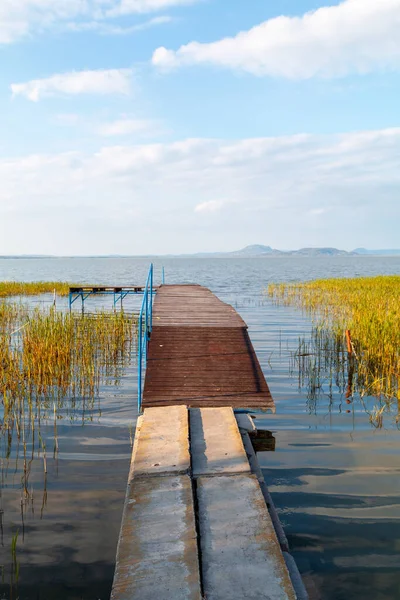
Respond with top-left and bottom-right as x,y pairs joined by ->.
1,0 -> 400,255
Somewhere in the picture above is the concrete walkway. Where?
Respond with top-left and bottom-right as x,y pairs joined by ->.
111,406 -> 201,600
111,406 -> 297,600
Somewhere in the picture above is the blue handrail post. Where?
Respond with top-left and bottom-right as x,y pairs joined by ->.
137,263 -> 155,414
145,291 -> 148,362
138,309 -> 143,413
162,266 -> 165,285
150,265 -> 153,332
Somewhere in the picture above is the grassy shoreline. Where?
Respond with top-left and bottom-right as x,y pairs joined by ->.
268,276 -> 400,405
0,281 -> 72,297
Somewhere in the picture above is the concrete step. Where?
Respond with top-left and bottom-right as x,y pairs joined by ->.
132,405 -> 190,478
190,407 -> 251,477
196,473 -> 296,600
111,474 -> 201,600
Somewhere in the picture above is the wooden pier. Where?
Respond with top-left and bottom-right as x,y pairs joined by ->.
68,284 -> 158,310
143,285 -> 274,410
111,284 -> 307,600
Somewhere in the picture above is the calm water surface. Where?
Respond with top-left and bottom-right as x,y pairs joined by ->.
0,256 -> 399,600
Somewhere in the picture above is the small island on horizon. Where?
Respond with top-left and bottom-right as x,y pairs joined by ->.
2,245 -> 400,259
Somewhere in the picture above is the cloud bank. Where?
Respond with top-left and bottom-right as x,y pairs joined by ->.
153,0 -> 400,79
1,128 -> 399,254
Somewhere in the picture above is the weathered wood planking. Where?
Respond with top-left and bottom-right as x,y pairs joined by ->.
143,285 -> 275,411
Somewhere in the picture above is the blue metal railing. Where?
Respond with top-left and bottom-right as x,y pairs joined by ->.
137,263 -> 155,413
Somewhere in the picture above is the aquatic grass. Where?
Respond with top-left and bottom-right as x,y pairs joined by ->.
1,307 -> 136,411
268,276 -> 400,412
0,301 -> 137,586
0,281 -> 71,298
0,303 -> 137,490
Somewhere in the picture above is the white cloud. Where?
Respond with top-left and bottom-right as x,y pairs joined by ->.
0,0 -> 87,44
0,0 -> 189,44
195,200 -> 232,213
152,0 -> 400,79
66,15 -> 172,35
1,128 -> 400,254
97,118 -> 157,136
104,0 -> 195,17
11,69 -> 133,101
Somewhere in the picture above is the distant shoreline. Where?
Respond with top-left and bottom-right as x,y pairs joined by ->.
1,249 -> 400,260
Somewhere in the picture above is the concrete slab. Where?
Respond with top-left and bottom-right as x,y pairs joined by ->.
197,474 -> 296,600
190,407 -> 250,477
111,474 -> 201,600
132,405 -> 190,478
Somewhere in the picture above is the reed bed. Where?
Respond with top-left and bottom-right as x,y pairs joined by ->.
0,302 -> 137,590
268,276 -> 400,421
0,303 -> 136,468
0,281 -> 70,298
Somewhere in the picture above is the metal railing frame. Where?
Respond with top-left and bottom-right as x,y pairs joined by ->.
137,263 -> 155,413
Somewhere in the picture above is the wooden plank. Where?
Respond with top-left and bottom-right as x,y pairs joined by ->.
151,285 -> 246,328
142,285 -> 274,411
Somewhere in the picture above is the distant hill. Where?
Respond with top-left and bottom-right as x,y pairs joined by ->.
221,245 -> 353,257
227,245 -> 281,256
353,248 -> 400,256
1,247 -> 399,259
291,247 -> 352,256
183,245 -> 355,258
200,245 -> 400,257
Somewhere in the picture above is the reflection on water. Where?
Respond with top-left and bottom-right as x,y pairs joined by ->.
245,298 -> 400,600
259,426 -> 400,600
0,389 -> 134,600
1,256 -> 400,599
287,327 -> 400,430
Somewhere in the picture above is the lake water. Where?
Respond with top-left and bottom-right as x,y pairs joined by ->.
0,256 -> 400,600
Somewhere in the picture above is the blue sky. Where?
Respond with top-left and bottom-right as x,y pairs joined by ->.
1,0 -> 399,255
